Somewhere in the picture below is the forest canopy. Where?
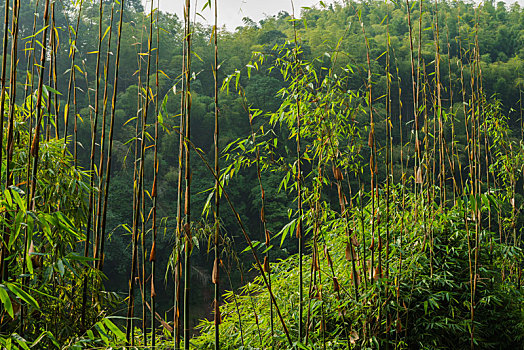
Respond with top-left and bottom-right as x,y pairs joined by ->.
0,0 -> 522,348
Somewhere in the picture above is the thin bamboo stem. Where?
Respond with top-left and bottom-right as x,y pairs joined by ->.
213,0 -> 221,349
183,1 -> 192,348
82,0 -> 105,327
151,0 -> 160,347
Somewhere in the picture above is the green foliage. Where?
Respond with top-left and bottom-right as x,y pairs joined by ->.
189,36 -> 524,348
1,0 -> 524,348
193,201 -> 524,348
0,96 -> 119,346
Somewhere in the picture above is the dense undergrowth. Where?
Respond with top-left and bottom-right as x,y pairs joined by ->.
194,203 -> 524,348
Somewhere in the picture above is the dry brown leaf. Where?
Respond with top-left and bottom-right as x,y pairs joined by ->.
350,330 -> 360,344
351,234 -> 359,247
212,258 -> 219,284
149,241 -> 156,262
345,242 -> 353,261
324,246 -> 333,268
152,177 -> 157,197
415,166 -> 423,184
396,319 -> 402,332
313,250 -> 320,271
373,266 -> 380,281
332,166 -> 343,181
151,279 -> 156,298
263,256 -> 270,273
333,277 -> 340,292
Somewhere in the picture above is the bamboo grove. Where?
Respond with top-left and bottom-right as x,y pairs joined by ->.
0,0 -> 522,348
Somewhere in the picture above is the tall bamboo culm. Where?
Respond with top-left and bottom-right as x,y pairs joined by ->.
151,0 -> 161,347
182,0 -> 192,348
290,1 -> 304,343
82,0 -> 105,328
212,0 -> 221,349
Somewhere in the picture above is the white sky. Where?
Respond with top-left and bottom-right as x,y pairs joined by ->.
147,0 -> 524,30
149,0 -> 337,29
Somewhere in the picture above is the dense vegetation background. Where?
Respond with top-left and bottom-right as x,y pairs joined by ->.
0,0 -> 522,348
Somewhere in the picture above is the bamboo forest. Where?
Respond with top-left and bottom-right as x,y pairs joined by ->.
0,0 -> 524,348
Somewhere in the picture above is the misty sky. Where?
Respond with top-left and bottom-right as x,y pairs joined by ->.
149,0 -> 524,30
152,0 -> 337,29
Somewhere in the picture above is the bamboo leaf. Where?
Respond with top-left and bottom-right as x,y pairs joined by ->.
5,283 -> 38,310
102,25 -> 111,42
12,334 -> 30,350
103,318 -> 126,341
0,287 -> 13,318
277,219 -> 297,247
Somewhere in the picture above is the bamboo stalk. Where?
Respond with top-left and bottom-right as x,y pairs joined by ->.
182,1 -> 192,348
393,41 -> 405,343
126,8 -> 145,344
213,0 -> 221,348
445,25 -> 457,204
24,0 -> 52,335
434,0 -> 445,208
6,0 -> 20,189
151,0 -> 160,347
44,1 -> 55,142
290,1 -> 304,342
22,0 -> 40,104
51,3 -> 59,139
0,0 -> 11,192
20,0 -> 41,334
63,0 -> 84,148
406,0 -> 422,205
0,0 -> 19,325
96,0 -> 120,272
96,0 -> 126,276
2,0 -> 20,305
28,0 -> 50,215
471,11 -> 484,346
354,4 -> 376,307
385,2 -> 393,342
94,0 -> 116,266
82,0 -> 105,327
128,1 -> 155,343
174,2 -> 188,344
